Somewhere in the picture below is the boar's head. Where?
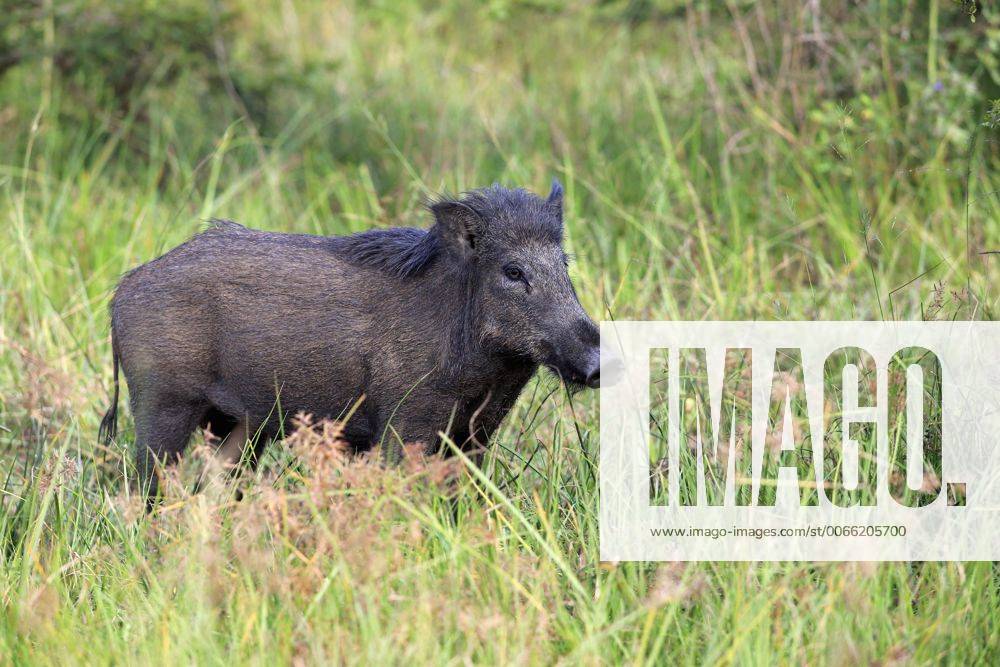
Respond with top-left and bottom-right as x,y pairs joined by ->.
431,181 -> 603,388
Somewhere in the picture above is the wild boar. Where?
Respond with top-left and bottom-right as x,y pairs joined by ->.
99,181 -> 603,497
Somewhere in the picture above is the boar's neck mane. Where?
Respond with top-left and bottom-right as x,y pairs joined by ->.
330,226 -> 497,380
330,227 -> 440,279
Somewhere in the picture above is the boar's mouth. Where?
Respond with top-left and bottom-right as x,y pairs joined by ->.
539,345 -> 601,389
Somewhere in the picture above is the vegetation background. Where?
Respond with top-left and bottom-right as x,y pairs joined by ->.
1,0 -> 998,663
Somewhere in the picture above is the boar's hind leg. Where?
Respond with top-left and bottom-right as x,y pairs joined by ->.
202,407 -> 249,467
195,417 -> 256,500
214,420 -> 248,467
133,396 -> 205,501
214,419 -> 270,471
210,416 -> 273,477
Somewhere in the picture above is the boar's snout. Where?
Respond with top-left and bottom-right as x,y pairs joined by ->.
580,340 -> 626,389
581,346 -> 601,388
549,319 -> 626,389
546,318 -> 602,388
597,347 -> 625,388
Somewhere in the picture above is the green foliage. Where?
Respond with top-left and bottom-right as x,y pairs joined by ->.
3,1 -> 221,96
0,0 -> 337,133
985,99 -> 1000,129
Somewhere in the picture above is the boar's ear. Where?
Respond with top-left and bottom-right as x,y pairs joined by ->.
546,178 -> 564,220
431,199 -> 482,257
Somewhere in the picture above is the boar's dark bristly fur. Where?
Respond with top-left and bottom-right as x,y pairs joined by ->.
101,181 -> 602,499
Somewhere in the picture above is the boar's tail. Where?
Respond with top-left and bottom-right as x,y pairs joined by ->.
98,333 -> 120,446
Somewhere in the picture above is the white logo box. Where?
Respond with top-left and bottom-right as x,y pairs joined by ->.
599,321 -> 1000,561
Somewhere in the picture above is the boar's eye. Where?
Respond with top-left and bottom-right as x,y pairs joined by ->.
503,264 -> 525,282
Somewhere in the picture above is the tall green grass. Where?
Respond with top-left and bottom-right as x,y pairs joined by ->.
1,1 -> 998,663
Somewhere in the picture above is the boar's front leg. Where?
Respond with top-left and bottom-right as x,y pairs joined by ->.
376,391 -> 457,463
